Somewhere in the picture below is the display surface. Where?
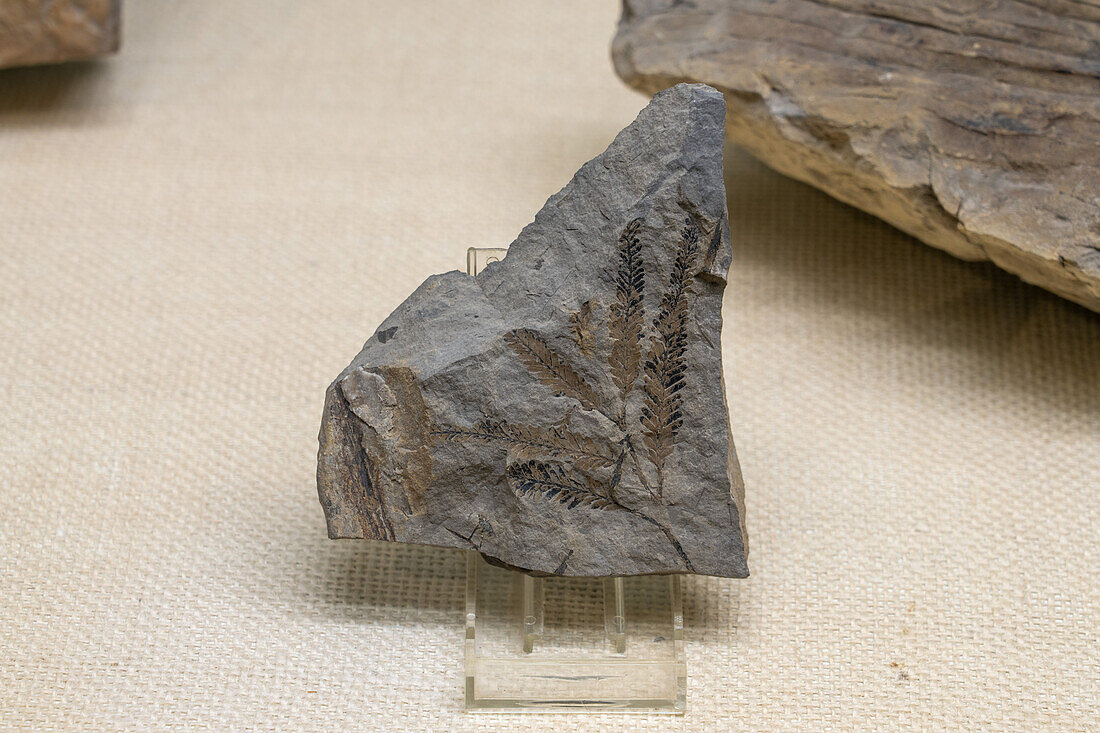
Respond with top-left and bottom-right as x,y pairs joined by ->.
318,84 -> 749,578
3,2 -> 1097,729
613,0 -> 1100,312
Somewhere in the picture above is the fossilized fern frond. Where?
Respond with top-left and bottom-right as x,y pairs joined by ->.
641,216 -> 700,482
361,452 -> 396,541
608,218 -> 646,403
569,300 -> 595,357
505,328 -> 602,411
507,461 -> 622,511
430,420 -> 615,470
702,217 -> 723,272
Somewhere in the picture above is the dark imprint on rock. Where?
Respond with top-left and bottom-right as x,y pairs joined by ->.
430,213 -> 705,572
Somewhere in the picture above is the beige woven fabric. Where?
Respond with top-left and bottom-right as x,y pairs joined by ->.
2,1 -> 1097,729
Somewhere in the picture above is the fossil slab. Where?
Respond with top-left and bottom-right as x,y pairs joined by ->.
318,83 -> 748,578
0,0 -> 120,69
613,0 -> 1100,312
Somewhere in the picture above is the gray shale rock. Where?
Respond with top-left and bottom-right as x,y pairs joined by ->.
318,83 -> 748,578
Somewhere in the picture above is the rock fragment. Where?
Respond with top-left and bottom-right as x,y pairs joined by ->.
614,0 -> 1100,312
318,83 -> 748,577
0,0 -> 120,69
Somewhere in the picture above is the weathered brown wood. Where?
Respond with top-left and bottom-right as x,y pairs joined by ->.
613,0 -> 1100,312
0,0 -> 120,69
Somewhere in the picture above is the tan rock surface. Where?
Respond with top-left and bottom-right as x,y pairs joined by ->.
613,0 -> 1100,312
0,0 -> 119,69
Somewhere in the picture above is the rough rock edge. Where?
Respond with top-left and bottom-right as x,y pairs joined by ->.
318,84 -> 748,578
612,2 -> 1100,313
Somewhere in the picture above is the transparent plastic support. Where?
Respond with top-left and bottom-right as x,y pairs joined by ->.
462,247 -> 686,713
464,553 -> 686,712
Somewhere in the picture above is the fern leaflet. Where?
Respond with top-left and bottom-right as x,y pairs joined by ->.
608,218 -> 646,416
431,420 -> 615,469
505,328 -> 602,411
507,461 -> 622,511
641,216 -> 699,485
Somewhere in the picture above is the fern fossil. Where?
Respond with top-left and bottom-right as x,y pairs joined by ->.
504,328 -> 602,411
702,216 -> 723,272
608,218 -> 646,424
641,216 -> 700,491
507,461 -> 622,511
433,211 -> 708,572
569,300 -> 595,357
431,420 -> 615,470
508,460 -> 696,572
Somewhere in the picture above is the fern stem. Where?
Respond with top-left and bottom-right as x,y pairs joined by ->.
625,436 -> 659,500
631,510 -> 695,573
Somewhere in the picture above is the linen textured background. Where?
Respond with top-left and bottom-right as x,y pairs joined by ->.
1,1 -> 1097,729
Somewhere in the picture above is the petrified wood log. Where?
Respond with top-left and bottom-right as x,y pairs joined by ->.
613,0 -> 1100,312
0,0 -> 119,69
318,84 -> 748,578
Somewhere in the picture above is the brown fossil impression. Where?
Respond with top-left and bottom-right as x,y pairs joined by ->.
317,84 -> 748,577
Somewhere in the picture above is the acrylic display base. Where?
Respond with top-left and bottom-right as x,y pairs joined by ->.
461,248 -> 687,713
463,552 -> 686,712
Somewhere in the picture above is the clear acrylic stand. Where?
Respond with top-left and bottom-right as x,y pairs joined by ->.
464,553 -> 686,712
462,248 -> 686,713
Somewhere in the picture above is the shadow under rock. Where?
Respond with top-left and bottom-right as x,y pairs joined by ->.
304,537 -> 467,626
722,145 -> 1100,417
298,526 -> 735,634
681,574 -> 741,632
0,60 -> 112,119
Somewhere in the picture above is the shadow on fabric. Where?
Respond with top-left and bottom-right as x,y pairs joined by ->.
722,145 -> 1099,418
0,61 -> 113,121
